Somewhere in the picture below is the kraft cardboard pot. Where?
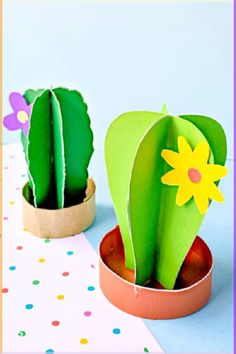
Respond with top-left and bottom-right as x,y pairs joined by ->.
99,225 -> 213,319
22,178 -> 96,238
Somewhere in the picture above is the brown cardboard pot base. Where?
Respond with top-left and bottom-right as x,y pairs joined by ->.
22,178 -> 96,238
99,225 -> 213,319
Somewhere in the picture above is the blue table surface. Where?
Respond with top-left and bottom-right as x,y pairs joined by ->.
3,0 -> 233,352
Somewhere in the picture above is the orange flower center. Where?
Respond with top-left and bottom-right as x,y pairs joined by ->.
188,168 -> 201,183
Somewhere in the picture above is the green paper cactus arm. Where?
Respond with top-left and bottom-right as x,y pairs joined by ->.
27,89 -> 52,207
24,89 -> 45,104
105,111 -> 167,270
52,87 -> 94,205
127,116 -> 171,284
51,91 -> 66,209
180,115 -> 227,170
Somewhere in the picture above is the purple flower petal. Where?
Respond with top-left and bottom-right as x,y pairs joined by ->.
4,92 -> 32,136
24,104 -> 32,116
3,113 -> 22,131
9,92 -> 29,112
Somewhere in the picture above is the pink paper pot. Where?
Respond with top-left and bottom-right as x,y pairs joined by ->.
99,225 -> 213,319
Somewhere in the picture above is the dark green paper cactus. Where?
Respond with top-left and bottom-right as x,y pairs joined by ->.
21,88 -> 94,209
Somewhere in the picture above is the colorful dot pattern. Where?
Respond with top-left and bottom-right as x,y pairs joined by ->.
2,288 -> 9,293
25,304 -> 33,310
32,280 -> 40,285
51,321 -> 60,327
62,272 -> 69,277
113,328 -> 121,335
18,331 -> 26,337
80,338 -> 88,345
66,251 -> 74,256
87,285 -> 95,291
2,144 -> 163,353
57,294 -> 64,300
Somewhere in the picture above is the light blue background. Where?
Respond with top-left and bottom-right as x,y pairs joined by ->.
3,1 -> 234,352
3,0 -> 234,156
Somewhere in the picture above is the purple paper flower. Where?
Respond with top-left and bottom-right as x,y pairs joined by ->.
3,92 -> 31,135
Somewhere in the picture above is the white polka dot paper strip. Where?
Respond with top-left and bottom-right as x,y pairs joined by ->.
2,144 -> 163,353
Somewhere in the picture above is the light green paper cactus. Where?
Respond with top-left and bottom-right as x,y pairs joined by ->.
22,87 -> 94,209
105,108 -> 227,290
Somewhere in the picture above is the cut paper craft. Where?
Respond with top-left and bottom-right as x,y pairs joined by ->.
3,92 -> 31,135
3,88 -> 94,209
161,136 -> 228,214
3,87 -> 95,239
105,110 -> 227,290
129,115 -> 214,288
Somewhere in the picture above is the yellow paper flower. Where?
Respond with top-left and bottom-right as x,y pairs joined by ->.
161,136 -> 228,214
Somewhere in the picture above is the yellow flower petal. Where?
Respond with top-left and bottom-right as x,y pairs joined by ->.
208,182 -> 224,202
204,164 -> 228,181
161,136 -> 227,213
161,169 -> 180,185
178,136 -> 192,155
176,185 -> 193,206
193,141 -> 210,164
161,149 -> 179,168
194,192 -> 209,214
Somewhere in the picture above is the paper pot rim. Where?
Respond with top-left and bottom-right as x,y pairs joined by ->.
99,225 -> 213,319
22,177 -> 96,211
22,178 -> 96,238
100,232 -> 213,294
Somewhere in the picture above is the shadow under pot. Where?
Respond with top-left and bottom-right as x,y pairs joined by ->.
99,225 -> 213,320
22,178 -> 96,238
